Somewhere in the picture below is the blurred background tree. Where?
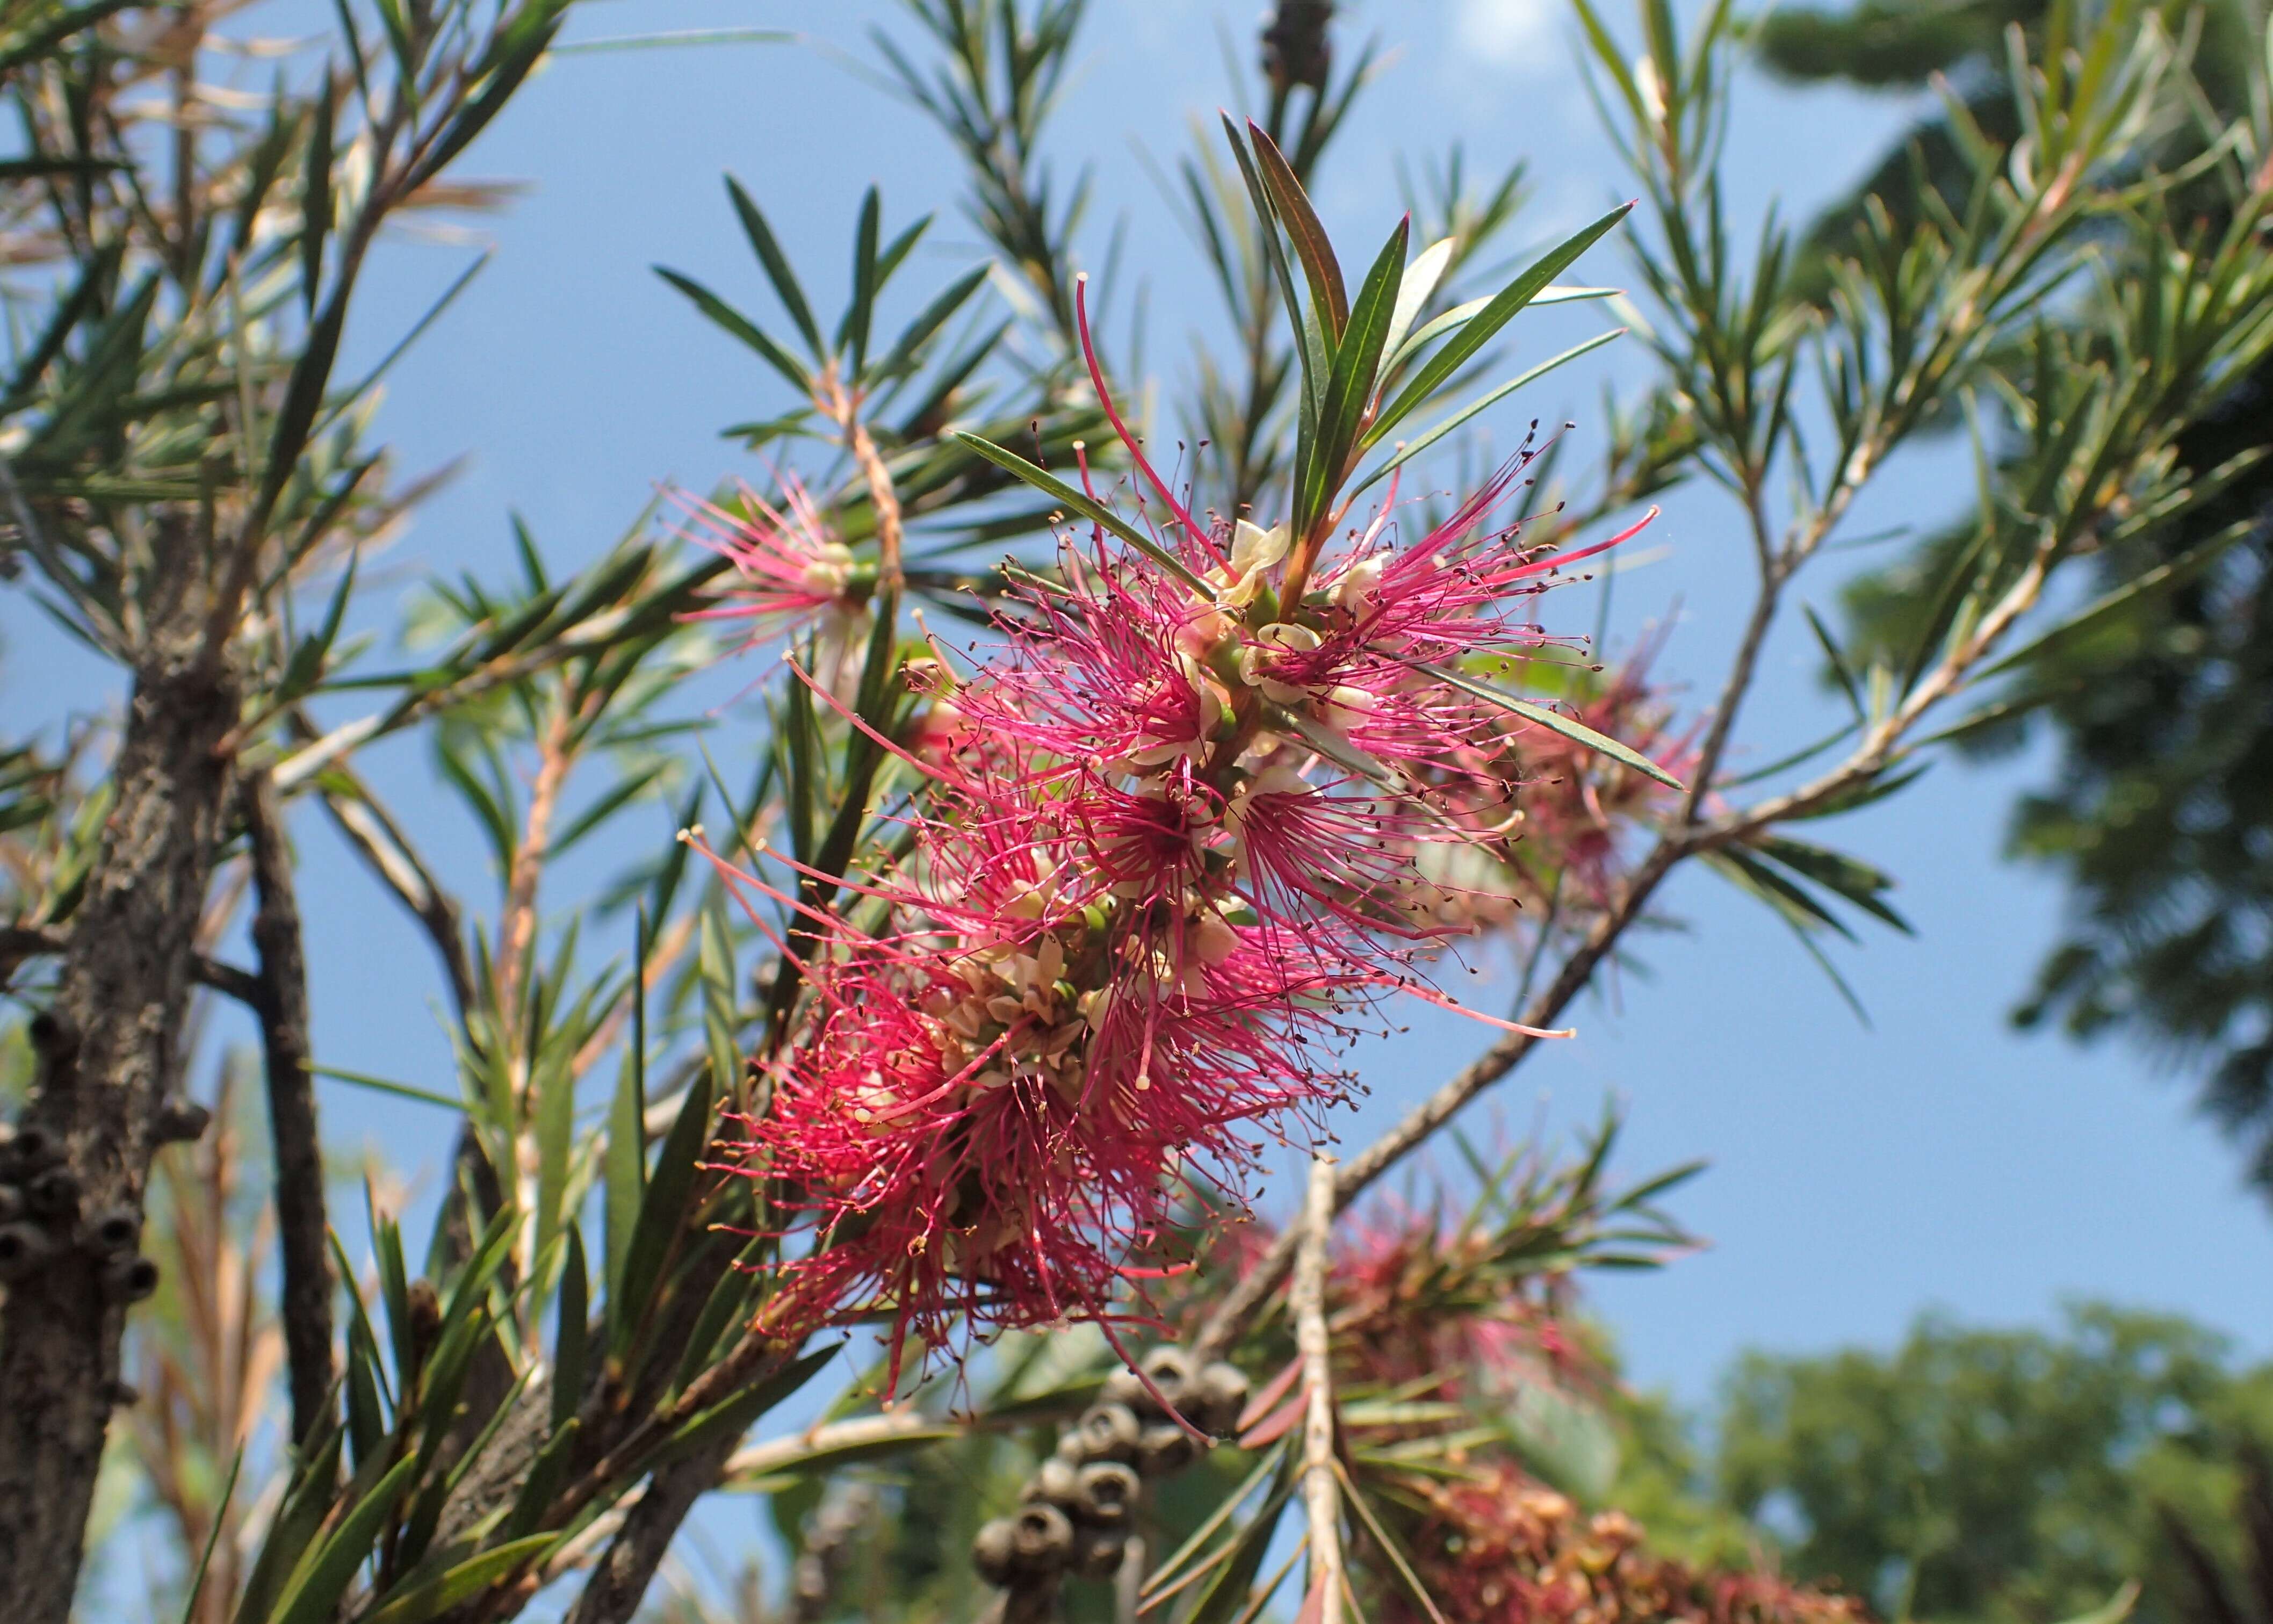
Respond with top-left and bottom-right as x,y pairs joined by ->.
1694,1304 -> 2273,1624
1759,0 -> 2273,1199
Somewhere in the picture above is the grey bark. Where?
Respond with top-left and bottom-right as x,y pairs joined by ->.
560,1436 -> 739,1624
0,519 -> 240,1623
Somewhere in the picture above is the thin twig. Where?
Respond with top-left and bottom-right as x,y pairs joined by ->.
293,726 -> 475,1019
243,770 -> 335,1447
498,698 -> 578,1022
1293,1154 -> 1343,1624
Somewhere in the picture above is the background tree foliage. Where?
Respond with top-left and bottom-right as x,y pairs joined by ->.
1760,0 -> 2273,1196
1704,1305 -> 2273,1624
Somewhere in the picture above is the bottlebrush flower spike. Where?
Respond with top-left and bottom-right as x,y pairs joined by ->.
676,477 -> 867,648
704,272 -> 1661,1363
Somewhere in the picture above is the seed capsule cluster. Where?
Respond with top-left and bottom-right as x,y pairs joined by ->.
0,1022 -> 203,1342
972,1346 -> 1250,1605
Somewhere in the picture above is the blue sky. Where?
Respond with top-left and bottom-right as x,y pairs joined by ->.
10,0 -> 2271,1535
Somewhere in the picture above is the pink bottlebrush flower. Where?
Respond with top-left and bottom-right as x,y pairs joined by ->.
701,274 -> 1663,1362
677,478 -> 867,648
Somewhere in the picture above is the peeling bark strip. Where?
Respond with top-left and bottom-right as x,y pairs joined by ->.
246,770 -> 334,1448
0,528 -> 240,1624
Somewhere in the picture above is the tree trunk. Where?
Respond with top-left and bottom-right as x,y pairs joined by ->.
0,523 -> 238,1623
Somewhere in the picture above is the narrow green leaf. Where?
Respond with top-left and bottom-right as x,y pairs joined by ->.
1182,1470 -> 1297,1624
1713,845 -> 1856,943
1784,761 -> 1931,821
673,1233 -> 768,1392
1220,113 -> 1325,432
312,1063 -> 463,1112
554,1224 -> 589,1433
502,1417 -> 580,1543
1382,236 -> 1455,363
726,175 -> 824,354
1249,121 -> 1348,337
1756,837 -> 1913,935
229,1430 -> 342,1624
841,186 -> 881,373
951,432 -> 1216,598
610,1069 -> 712,1361
1350,327 -> 1625,497
1367,203 -> 1633,450
1417,661 -> 1685,789
178,1446 -> 243,1624
269,1453 -> 420,1624
1705,849 -> 1872,1026
867,263 -> 989,382
1971,523 -> 2248,684
407,3 -> 566,187
361,1536 -> 553,1624
656,267 -> 812,394
300,75 -> 333,315
651,1343 -> 840,1470
1803,604 -> 1863,720
1142,1434 -> 1293,1599
344,1317 -> 385,1470
1304,214 -> 1409,527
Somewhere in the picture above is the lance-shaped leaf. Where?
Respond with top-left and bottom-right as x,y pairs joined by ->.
266,1452 -> 421,1624
656,267 -> 812,394
1755,836 -> 1914,934
1250,120 -> 1348,338
726,175 -> 824,354
1351,327 -> 1626,497
610,1067 -> 713,1359
1301,213 -> 1409,531
554,1223 -> 589,1432
1968,521 -> 2250,685
1416,660 -> 1685,789
649,1342 -> 841,1471
1220,113 -> 1326,437
953,431 -> 1217,597
360,1536 -> 554,1624
866,263 -> 990,382
1366,202 -> 1633,450
230,1431 -> 343,1624
839,186 -> 882,372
